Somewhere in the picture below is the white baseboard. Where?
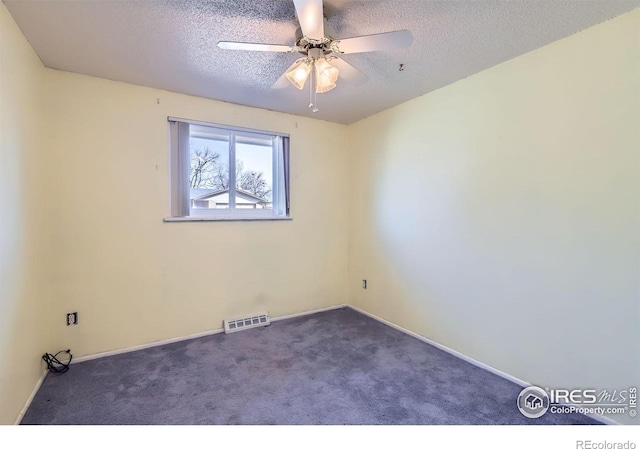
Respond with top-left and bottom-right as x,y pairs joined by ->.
346,305 -> 528,387
346,305 -> 619,426
73,328 -> 225,364
270,304 -> 347,323
73,304 -> 347,365
15,368 -> 48,425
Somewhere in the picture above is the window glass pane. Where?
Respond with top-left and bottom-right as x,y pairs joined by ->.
189,126 -> 230,210
171,119 -> 287,218
235,135 -> 273,210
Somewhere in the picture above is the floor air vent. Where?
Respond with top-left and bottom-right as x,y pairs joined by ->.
224,313 -> 270,334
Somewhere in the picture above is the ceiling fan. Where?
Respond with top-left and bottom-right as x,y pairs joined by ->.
217,0 -> 413,111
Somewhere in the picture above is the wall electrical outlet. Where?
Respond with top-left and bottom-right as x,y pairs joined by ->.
67,312 -> 78,326
362,280 -> 367,289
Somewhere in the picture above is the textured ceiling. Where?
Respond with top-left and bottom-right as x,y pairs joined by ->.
5,0 -> 639,124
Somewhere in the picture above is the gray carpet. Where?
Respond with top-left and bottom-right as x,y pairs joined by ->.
22,308 -> 598,425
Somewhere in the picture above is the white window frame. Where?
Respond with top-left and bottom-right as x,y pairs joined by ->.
166,117 -> 291,222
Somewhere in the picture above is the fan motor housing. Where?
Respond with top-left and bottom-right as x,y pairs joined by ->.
296,35 -> 333,54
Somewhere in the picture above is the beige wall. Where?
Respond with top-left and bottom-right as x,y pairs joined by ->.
0,3 -> 48,425
349,10 -> 639,424
44,70 -> 350,358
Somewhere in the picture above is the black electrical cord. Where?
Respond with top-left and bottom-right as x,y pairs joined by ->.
42,350 -> 72,374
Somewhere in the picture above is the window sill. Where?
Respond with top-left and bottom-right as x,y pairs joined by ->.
163,216 -> 293,223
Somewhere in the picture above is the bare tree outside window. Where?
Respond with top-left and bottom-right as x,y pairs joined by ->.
190,148 -> 272,200
189,148 -> 220,189
237,164 -> 272,200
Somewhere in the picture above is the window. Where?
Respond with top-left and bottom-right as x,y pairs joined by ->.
167,117 -> 290,221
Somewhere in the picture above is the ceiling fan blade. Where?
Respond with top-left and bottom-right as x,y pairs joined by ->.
272,59 -> 305,89
333,30 -> 413,54
330,57 -> 368,84
217,41 -> 297,52
293,0 -> 325,40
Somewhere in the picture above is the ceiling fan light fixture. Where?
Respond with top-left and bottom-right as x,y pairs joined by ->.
315,57 -> 339,84
315,73 -> 336,93
285,59 -> 312,90
315,80 -> 336,93
217,0 -> 414,113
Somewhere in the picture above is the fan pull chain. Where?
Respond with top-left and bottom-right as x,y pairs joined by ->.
313,87 -> 318,113
311,60 -> 319,113
309,62 -> 313,109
